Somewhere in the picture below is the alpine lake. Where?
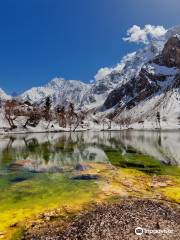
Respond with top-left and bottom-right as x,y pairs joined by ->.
0,130 -> 179,239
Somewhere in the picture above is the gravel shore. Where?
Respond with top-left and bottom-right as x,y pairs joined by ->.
24,199 -> 180,240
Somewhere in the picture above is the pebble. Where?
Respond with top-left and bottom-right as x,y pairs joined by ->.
24,199 -> 180,240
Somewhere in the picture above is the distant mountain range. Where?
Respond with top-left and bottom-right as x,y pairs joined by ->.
0,26 -> 180,129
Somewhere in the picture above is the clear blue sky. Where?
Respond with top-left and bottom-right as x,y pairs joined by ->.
0,0 -> 180,94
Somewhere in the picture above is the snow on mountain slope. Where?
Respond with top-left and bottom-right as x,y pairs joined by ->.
0,89 -> 11,129
20,26 -> 170,109
112,88 -> 180,130
19,43 -> 162,110
102,34 -> 180,129
93,25 -> 180,88
0,88 -> 11,101
20,25 -> 178,110
20,78 -> 93,108
1,25 -> 179,131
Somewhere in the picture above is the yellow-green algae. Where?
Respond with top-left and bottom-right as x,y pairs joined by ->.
0,150 -> 180,239
0,172 -> 99,239
1,162 -> 180,240
70,162 -> 180,204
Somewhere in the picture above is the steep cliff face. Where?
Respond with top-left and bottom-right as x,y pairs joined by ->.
154,36 -> 180,68
103,36 -> 180,122
103,67 -> 160,111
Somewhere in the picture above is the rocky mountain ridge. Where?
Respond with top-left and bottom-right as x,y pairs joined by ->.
101,35 -> 180,129
0,26 -> 179,129
17,44 -> 161,110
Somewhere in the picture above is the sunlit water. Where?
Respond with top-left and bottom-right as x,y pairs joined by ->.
0,130 -> 179,236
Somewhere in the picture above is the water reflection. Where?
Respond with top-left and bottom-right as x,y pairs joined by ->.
0,130 -> 179,172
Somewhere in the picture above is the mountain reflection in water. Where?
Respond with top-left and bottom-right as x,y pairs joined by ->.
0,131 -> 179,173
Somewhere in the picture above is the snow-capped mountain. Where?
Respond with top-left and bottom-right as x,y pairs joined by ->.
20,76 -> 116,110
3,25 -> 179,130
0,88 -> 11,101
102,34 -> 180,129
19,43 -> 162,109
19,26 -> 174,110
20,78 -> 93,108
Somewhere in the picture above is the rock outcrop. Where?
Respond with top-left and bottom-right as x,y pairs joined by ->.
154,36 -> 180,68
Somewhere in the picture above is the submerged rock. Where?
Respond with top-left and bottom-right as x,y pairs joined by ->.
9,222 -> 18,228
28,166 -> 63,173
7,163 -> 23,171
10,177 -> 27,183
75,164 -> 89,171
71,174 -> 100,180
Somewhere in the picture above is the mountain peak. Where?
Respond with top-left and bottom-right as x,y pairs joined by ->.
165,26 -> 180,39
0,88 -> 11,100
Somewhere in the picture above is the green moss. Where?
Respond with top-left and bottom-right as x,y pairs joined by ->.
160,166 -> 180,177
105,148 -> 161,173
104,147 -> 180,176
0,171 -> 35,190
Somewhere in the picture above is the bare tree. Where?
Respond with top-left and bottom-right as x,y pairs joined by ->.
107,114 -> 114,129
123,117 -> 131,129
114,117 -> 123,130
43,96 -> 53,129
55,105 -> 66,128
4,100 -> 20,129
156,111 -> 161,128
23,106 -> 42,128
66,103 -> 78,131
73,110 -> 86,131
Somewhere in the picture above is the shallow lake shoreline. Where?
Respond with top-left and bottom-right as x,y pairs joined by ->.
0,130 -> 179,239
0,128 -> 180,136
